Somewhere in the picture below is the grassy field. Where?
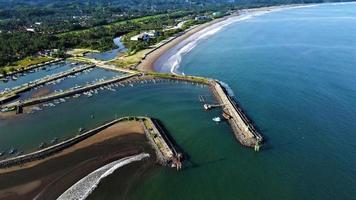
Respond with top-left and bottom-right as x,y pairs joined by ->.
0,56 -> 54,74
109,48 -> 152,68
66,49 -> 100,57
148,72 -> 211,84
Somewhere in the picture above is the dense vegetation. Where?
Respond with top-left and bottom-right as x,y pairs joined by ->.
0,0 -> 354,69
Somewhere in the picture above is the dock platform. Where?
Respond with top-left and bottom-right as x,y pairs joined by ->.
0,64 -> 96,104
0,116 -> 183,170
142,118 -> 183,170
210,80 -> 263,150
2,73 -> 140,112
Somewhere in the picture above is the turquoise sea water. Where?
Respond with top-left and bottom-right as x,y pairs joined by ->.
0,3 -> 356,200
0,81 -> 214,155
146,3 -> 356,200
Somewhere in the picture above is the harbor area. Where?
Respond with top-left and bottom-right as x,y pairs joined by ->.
1,62 -> 263,151
0,117 -> 154,200
0,64 -> 96,104
0,116 -> 183,170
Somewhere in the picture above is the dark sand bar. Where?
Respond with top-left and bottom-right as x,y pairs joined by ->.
0,120 -> 155,200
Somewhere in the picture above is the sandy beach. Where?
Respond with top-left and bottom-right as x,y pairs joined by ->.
137,16 -> 231,72
138,4 -> 313,72
0,120 -> 155,200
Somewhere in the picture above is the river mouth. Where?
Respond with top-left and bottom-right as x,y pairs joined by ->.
85,37 -> 127,61
1,2 -> 356,200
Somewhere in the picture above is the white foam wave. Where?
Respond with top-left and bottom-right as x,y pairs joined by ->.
163,10 -> 275,75
57,153 -> 150,200
160,3 -> 331,75
218,81 -> 235,97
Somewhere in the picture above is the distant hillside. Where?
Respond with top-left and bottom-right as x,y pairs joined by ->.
0,0 -> 354,8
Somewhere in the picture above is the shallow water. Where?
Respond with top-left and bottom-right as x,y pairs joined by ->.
1,3 -> 356,200
15,67 -> 122,101
0,61 -> 74,92
85,37 -> 127,61
146,3 -> 356,200
58,153 -> 150,200
0,81 -> 215,155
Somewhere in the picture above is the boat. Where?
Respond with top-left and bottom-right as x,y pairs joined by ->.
78,127 -> 85,133
0,151 -> 4,157
8,148 -> 17,154
11,76 -> 18,81
212,117 -> 221,122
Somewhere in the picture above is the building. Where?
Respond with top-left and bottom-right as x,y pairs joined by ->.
130,33 -> 150,41
25,28 -> 35,32
130,30 -> 157,41
195,15 -> 210,21
212,12 -> 223,18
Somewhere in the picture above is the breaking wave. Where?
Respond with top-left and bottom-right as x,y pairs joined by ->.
162,11 -> 275,74
57,153 -> 150,200
218,80 -> 235,97
159,4 -> 321,75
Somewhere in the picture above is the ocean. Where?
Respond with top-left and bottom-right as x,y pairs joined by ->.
1,3 -> 355,200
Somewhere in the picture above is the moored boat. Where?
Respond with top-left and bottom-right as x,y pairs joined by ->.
212,117 -> 221,122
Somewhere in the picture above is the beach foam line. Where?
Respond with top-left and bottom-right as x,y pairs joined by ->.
159,3 -> 326,75
57,153 -> 150,200
162,12 -> 274,75
218,80 -> 235,97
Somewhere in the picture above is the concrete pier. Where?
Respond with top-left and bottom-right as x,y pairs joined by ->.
0,116 -> 183,170
211,80 -> 263,149
3,73 -> 140,112
0,64 -> 95,103
142,118 -> 183,170
3,58 -> 64,77
0,117 -> 128,168
134,74 -> 263,150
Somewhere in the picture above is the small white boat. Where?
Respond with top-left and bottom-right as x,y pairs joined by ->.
212,117 -> 221,122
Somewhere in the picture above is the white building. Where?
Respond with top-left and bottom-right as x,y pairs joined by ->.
130,30 -> 156,41
195,15 -> 210,21
25,28 -> 35,32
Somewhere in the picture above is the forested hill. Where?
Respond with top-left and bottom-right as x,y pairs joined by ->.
0,0 -> 354,69
0,0 -> 353,9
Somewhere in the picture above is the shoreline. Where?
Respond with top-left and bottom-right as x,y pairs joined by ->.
138,3 -> 317,73
0,120 -> 154,200
137,15 -> 231,72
